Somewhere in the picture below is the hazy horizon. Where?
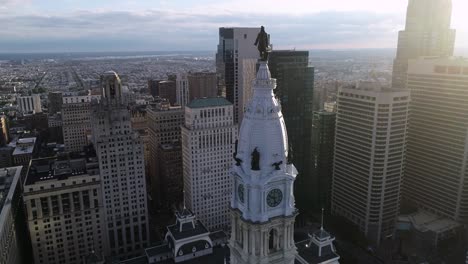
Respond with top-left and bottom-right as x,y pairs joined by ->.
1,0 -> 468,53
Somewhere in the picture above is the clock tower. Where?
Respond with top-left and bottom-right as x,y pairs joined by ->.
229,59 -> 298,264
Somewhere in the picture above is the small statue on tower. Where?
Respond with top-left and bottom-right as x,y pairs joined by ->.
254,26 -> 271,61
251,147 -> 260,170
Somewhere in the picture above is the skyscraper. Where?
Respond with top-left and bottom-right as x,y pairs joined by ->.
157,142 -> 183,209
48,91 -> 63,115
187,72 -> 218,102
0,115 -> 9,146
268,50 -> 314,213
146,101 -> 184,208
311,110 -> 336,212
404,57 -> 468,222
62,95 -> 93,152
182,97 -> 237,231
332,82 -> 410,245
392,0 -> 455,89
0,166 -> 25,264
17,94 -> 42,114
91,71 -> 149,258
175,74 -> 189,107
229,61 -> 298,264
216,27 -> 260,124
176,72 -> 218,107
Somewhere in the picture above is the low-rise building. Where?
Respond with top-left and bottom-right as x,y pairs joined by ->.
120,209 -> 229,264
12,137 -> 36,167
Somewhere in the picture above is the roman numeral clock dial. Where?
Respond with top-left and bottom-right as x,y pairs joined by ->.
267,188 -> 283,207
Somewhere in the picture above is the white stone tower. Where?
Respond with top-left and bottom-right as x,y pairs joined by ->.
229,61 -> 298,264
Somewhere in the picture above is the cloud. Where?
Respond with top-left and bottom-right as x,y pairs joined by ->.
0,9 -> 405,52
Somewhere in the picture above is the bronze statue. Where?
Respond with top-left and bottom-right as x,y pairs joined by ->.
272,160 -> 283,170
233,139 -> 242,166
254,26 -> 270,61
251,147 -> 260,170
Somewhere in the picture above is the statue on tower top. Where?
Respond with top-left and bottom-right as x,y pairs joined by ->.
254,26 -> 271,61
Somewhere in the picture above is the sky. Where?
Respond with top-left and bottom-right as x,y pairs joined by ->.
1,0 -> 467,53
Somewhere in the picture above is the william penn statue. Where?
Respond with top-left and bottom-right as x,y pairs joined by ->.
254,26 -> 271,61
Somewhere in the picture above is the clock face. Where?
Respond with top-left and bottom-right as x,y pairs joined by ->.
238,184 -> 245,203
267,188 -> 283,207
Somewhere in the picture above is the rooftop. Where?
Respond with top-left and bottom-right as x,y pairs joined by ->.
25,150 -> 98,186
167,219 -> 209,241
295,239 -> 340,264
11,137 -> 36,156
186,97 -> 232,109
125,245 -> 230,264
145,243 -> 171,257
398,211 -> 461,234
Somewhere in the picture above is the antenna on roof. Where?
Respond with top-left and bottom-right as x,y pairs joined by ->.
321,208 -> 324,231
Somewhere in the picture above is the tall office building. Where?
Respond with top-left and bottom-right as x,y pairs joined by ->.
90,71 -> 149,258
182,97 -> 237,231
24,155 -> 107,264
0,166 -> 25,264
392,0 -> 455,88
0,115 -> 9,146
175,72 -> 218,107
157,142 -> 183,209
48,91 -> 63,115
404,57 -> 468,222
62,96 -> 93,152
158,80 -> 177,105
188,72 -> 218,101
216,27 -> 260,124
311,111 -> 336,212
148,79 -> 162,97
332,82 -> 410,245
176,74 -> 189,107
17,94 -> 42,113
268,50 -> 314,213
146,101 -> 184,208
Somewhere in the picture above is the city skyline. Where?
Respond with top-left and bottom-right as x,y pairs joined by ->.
1,0 -> 468,53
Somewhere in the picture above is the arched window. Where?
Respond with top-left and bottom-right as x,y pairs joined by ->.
269,229 -> 278,252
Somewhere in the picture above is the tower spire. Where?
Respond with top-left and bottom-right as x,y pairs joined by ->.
321,208 -> 324,231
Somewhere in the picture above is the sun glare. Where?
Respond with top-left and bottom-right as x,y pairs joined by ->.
452,0 -> 468,31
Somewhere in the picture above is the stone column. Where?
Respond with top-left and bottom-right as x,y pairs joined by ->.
283,225 -> 288,250
289,225 -> 292,248
243,226 -> 248,254
259,230 -> 264,257
231,217 -> 236,242
251,229 -> 256,255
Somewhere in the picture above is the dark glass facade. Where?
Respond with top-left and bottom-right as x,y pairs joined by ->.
311,111 -> 336,212
216,28 -> 234,106
268,50 -> 314,214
